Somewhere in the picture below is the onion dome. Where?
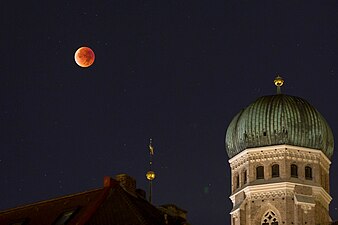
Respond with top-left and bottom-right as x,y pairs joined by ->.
225,77 -> 334,159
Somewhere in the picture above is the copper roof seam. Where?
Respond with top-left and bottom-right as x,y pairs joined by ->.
272,96 -> 278,145
284,96 -> 296,146
259,96 -> 266,146
238,111 -> 244,152
307,100 -> 317,149
302,99 -> 308,146
268,96 -> 274,145
235,110 -> 244,154
284,96 -> 292,145
302,100 -> 311,148
277,95 -> 283,144
318,112 -> 334,157
291,96 -> 301,146
225,110 -> 242,157
261,97 -> 266,145
257,97 -> 263,146
252,98 -> 258,147
280,96 -> 285,143
248,100 -> 256,146
282,96 -> 291,144
243,107 -> 249,150
307,101 -> 317,148
296,97 -> 304,148
244,107 -> 250,151
246,103 -> 252,148
266,96 -> 272,145
314,109 -> 322,149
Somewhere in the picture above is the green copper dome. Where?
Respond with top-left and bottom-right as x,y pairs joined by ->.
225,94 -> 334,159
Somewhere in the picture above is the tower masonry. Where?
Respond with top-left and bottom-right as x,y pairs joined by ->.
225,77 -> 334,225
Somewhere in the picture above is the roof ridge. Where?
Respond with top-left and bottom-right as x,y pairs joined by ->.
0,187 -> 103,215
117,185 -> 153,225
70,180 -> 119,225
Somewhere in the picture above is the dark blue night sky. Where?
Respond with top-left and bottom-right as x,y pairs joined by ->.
1,1 -> 338,224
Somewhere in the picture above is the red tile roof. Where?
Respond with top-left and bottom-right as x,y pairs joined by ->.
0,177 -> 188,225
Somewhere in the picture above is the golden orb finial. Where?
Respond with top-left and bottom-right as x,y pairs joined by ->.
146,170 -> 156,181
274,75 -> 284,87
274,75 -> 284,94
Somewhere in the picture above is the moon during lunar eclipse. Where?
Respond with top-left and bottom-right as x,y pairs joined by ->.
74,47 -> 95,67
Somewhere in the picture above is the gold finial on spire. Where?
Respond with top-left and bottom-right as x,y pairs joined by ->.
274,75 -> 284,87
274,75 -> 284,94
149,138 -> 154,155
146,138 -> 156,203
146,170 -> 156,181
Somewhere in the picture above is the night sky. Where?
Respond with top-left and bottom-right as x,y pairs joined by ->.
1,1 -> 338,224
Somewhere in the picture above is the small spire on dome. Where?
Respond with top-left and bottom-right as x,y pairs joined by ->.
274,75 -> 284,94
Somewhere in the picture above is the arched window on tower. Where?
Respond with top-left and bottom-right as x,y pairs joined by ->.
236,174 -> 240,189
243,170 -> 247,184
291,164 -> 298,178
271,164 -> 280,178
256,166 -> 264,179
305,166 -> 312,180
261,211 -> 279,225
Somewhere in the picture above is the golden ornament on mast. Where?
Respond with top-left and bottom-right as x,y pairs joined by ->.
274,75 -> 284,94
274,75 -> 284,87
149,140 -> 154,155
146,138 -> 156,203
146,170 -> 156,181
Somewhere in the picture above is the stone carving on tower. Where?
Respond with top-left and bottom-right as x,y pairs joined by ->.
225,76 -> 334,225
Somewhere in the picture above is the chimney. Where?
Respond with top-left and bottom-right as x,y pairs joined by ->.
103,176 -> 119,187
115,174 -> 136,194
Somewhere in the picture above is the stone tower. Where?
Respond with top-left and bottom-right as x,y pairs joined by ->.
225,77 -> 334,225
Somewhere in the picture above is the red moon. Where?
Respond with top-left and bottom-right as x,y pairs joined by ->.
74,47 -> 95,67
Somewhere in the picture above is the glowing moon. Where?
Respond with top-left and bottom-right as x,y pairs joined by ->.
74,47 -> 95,68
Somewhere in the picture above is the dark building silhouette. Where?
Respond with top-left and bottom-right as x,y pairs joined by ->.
0,174 -> 189,225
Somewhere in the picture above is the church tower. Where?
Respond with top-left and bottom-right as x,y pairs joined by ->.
225,77 -> 334,225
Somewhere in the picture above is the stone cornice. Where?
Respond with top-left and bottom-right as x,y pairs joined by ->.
229,182 -> 332,209
312,186 -> 332,210
229,145 -> 331,172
